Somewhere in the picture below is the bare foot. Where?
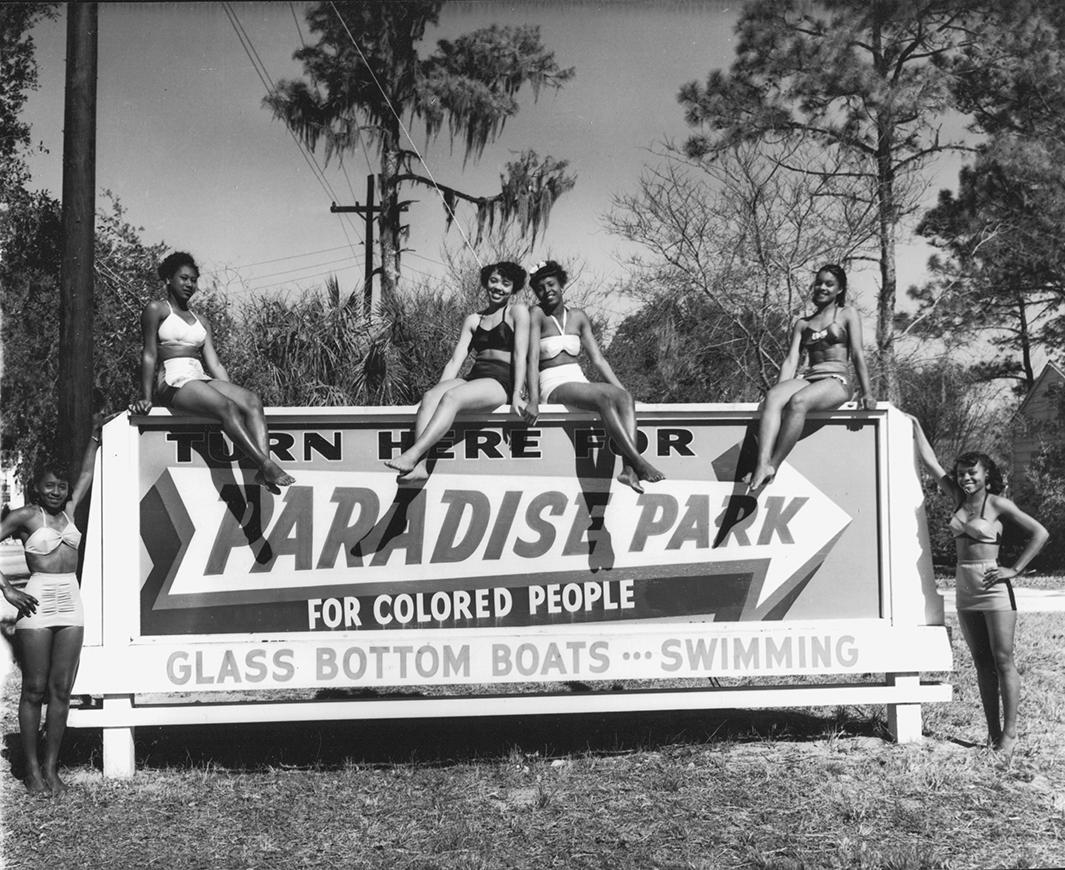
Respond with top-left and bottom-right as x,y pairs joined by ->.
747,464 -> 775,494
262,461 -> 295,487
617,464 -> 644,494
44,770 -> 68,796
994,733 -> 1018,755
24,773 -> 49,795
384,453 -> 418,475
396,459 -> 429,486
255,462 -> 294,493
635,459 -> 665,485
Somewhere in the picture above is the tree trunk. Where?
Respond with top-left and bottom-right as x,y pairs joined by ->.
378,122 -> 401,309
874,118 -> 900,405
1017,291 -> 1034,390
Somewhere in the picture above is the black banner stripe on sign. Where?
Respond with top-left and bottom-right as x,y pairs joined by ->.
138,566 -> 769,636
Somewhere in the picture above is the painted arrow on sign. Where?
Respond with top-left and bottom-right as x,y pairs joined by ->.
139,453 -> 852,632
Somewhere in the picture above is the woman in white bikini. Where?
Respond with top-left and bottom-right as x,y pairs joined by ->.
0,422 -> 100,794
129,252 -> 294,491
748,264 -> 874,493
385,262 -> 530,483
908,418 -> 1048,753
523,260 -> 664,493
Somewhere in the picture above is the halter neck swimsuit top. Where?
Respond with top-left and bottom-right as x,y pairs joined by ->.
23,507 -> 82,556
802,306 -> 848,356
469,311 -> 514,354
157,302 -> 207,351
949,492 -> 1002,545
539,310 -> 582,360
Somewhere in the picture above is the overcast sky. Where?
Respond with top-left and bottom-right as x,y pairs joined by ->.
23,0 -> 964,323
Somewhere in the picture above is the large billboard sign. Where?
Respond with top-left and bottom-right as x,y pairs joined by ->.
73,404 -> 950,698
71,404 -> 951,773
135,410 -> 882,638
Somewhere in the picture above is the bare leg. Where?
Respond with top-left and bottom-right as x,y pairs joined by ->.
40,626 -> 83,795
16,629 -> 53,794
385,379 -> 465,481
208,381 -> 295,489
750,380 -> 806,492
958,610 -> 1003,747
985,610 -> 1019,752
385,379 -> 507,480
753,379 -> 848,492
170,381 -> 292,490
552,383 -> 664,493
614,390 -> 649,493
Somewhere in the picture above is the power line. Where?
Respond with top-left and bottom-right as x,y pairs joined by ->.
244,262 -> 364,292
405,250 -> 452,269
222,2 -> 365,271
287,0 -> 366,208
229,243 -> 357,270
241,253 -> 365,284
327,1 -> 484,268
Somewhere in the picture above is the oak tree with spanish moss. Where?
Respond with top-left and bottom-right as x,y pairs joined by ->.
266,1 -> 576,304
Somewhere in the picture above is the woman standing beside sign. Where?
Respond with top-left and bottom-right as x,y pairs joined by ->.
0,423 -> 100,794
129,252 -> 294,491
748,265 -> 875,493
385,262 -> 530,483
909,416 -> 1048,753
523,259 -> 664,493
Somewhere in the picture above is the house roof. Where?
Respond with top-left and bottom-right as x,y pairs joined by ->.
1017,360 -> 1065,418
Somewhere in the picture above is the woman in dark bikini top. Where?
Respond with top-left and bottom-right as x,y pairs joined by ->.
802,305 -> 850,381
748,264 -> 874,493
385,262 -> 529,483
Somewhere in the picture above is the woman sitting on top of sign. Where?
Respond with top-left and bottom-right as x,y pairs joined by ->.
748,264 -> 875,493
129,252 -> 294,491
0,419 -> 101,794
908,417 -> 1048,753
385,261 -> 530,483
522,259 -> 664,493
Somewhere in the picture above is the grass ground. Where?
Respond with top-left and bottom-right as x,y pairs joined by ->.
1,607 -> 1063,868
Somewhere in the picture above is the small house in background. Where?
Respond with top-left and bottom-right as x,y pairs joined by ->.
1012,360 -> 1065,485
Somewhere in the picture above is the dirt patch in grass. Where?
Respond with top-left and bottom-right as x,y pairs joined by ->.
3,614 -> 1063,869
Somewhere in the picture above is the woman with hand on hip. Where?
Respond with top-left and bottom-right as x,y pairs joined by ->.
129,251 -> 294,491
385,261 -> 530,483
0,421 -> 101,794
748,264 -> 874,493
523,260 -> 664,493
910,416 -> 1048,753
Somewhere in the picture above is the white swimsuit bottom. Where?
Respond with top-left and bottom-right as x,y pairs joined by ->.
16,573 -> 85,630
539,363 -> 589,402
160,357 -> 213,390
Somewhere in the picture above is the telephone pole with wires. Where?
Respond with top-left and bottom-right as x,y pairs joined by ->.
330,174 -> 407,318
57,1 -> 98,474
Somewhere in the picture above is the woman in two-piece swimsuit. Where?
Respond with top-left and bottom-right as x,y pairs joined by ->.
0,423 -> 100,794
909,416 -> 1048,752
522,260 -> 664,494
385,262 -> 529,483
748,264 -> 874,493
129,251 -> 294,491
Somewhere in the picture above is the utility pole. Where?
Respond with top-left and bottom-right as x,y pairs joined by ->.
331,174 -> 407,318
58,2 -> 98,473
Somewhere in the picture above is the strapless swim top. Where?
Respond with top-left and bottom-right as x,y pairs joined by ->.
539,309 -> 581,360
157,303 -> 207,351
23,507 -> 82,555
949,493 -> 1001,545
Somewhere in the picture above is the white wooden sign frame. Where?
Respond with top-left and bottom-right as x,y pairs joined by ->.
69,403 -> 952,778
